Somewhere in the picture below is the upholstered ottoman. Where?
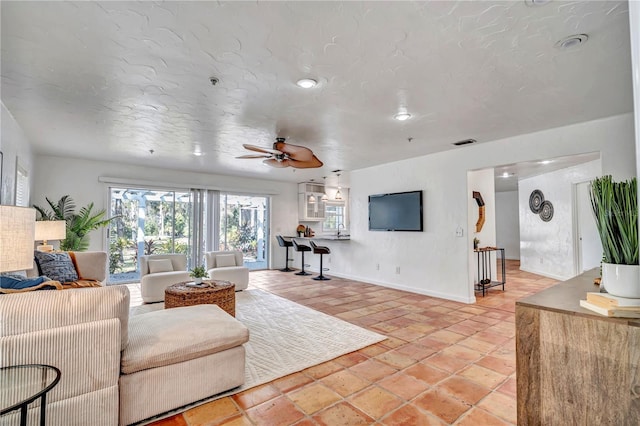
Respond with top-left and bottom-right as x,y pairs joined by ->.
118,305 -> 249,425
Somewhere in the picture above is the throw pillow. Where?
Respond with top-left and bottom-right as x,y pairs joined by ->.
148,259 -> 174,274
216,253 -> 236,267
33,251 -> 79,283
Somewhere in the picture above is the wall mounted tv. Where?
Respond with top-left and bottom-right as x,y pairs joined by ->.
368,190 -> 423,232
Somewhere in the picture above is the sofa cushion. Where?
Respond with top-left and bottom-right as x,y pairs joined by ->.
34,251 -> 79,283
121,304 -> 249,375
148,259 -> 174,274
216,254 -> 236,267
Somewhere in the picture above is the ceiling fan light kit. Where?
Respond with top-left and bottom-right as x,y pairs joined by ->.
238,137 -> 323,169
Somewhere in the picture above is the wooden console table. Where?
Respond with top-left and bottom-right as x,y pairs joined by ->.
516,269 -> 640,425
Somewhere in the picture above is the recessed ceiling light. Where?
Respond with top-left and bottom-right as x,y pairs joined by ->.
193,151 -> 204,157
555,34 -> 588,50
296,78 -> 317,89
394,112 -> 412,121
500,172 -> 515,178
539,160 -> 553,165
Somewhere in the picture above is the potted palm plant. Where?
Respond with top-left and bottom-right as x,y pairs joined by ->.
590,175 -> 639,297
189,265 -> 209,284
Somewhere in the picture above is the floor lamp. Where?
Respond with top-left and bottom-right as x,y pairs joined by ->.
34,220 -> 66,252
0,205 -> 36,273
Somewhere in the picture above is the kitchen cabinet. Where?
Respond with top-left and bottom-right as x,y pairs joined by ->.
298,183 -> 326,221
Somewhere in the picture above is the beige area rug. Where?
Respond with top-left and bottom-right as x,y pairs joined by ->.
130,288 -> 386,424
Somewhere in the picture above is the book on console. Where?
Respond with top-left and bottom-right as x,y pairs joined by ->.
586,292 -> 640,308
579,300 -> 640,318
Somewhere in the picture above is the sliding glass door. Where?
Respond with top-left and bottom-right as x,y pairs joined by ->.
219,194 -> 268,270
108,187 -> 192,284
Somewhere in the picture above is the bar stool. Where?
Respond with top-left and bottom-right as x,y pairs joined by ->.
291,239 -> 312,276
310,241 -> 331,281
276,235 -> 294,272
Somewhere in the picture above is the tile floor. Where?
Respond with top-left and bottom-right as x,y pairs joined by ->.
148,261 -> 558,426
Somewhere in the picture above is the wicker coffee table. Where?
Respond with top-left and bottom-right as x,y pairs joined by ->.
164,280 -> 236,316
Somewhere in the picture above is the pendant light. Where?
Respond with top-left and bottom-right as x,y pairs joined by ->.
321,177 -> 329,202
308,194 -> 316,204
335,173 -> 343,200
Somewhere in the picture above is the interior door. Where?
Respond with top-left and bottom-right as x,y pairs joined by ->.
576,181 -> 603,273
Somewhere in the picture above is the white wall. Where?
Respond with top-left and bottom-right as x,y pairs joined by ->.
31,155 -> 299,268
496,191 -> 520,260
518,160 -> 601,280
333,114 -> 634,303
1,102 -> 34,205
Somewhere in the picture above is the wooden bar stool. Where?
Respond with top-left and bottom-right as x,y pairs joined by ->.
276,235 -> 294,272
310,241 -> 331,281
291,239 -> 312,276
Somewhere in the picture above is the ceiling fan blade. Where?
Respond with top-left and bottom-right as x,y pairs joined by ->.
236,154 -> 271,159
274,141 -> 314,162
289,156 -> 324,169
243,144 -> 282,155
263,158 -> 292,168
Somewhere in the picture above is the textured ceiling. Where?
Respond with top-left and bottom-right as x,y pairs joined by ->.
0,1 -> 633,185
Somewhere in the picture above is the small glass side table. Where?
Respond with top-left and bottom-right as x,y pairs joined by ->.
0,364 -> 61,426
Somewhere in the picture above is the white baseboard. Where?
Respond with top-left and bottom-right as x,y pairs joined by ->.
519,266 -> 570,281
321,271 -> 476,304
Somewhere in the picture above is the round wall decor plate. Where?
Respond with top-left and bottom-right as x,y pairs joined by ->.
529,190 -> 544,213
540,200 -> 554,222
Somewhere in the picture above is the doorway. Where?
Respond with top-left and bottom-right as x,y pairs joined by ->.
219,193 -> 269,270
574,181 -> 603,274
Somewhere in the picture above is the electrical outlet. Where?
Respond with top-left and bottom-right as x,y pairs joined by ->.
455,227 -> 464,237
395,266 -> 400,274
376,263 -> 380,271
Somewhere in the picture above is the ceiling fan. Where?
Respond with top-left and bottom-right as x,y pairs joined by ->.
237,137 -> 323,169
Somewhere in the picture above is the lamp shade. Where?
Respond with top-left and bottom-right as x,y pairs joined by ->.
0,205 -> 36,273
35,220 -> 67,241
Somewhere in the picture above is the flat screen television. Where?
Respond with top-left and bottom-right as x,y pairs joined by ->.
368,190 -> 423,232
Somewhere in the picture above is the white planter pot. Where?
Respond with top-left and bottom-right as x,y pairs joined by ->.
602,263 -> 640,298
194,277 -> 203,284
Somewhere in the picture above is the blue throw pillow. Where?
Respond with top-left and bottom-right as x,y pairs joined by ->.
33,251 -> 78,283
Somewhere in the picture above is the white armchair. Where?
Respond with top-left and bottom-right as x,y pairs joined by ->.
204,251 -> 249,291
139,254 -> 190,303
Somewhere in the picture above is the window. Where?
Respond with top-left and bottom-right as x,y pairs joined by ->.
15,165 -> 29,207
322,202 -> 346,233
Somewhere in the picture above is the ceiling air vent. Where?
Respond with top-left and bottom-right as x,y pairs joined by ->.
453,138 -> 477,146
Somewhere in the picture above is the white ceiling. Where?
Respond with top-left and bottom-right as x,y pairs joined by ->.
493,151 -> 601,192
0,1 -> 633,186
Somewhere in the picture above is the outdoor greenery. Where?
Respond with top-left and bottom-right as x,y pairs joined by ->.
590,175 -> 638,265
33,195 -> 116,251
108,194 -> 191,274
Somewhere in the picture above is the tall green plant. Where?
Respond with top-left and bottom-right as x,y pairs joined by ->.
590,176 -> 638,265
33,195 -> 117,251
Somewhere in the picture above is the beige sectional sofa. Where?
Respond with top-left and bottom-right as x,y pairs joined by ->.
1,252 -> 249,425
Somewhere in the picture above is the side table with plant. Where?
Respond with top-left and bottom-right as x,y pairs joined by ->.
189,265 -> 209,284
